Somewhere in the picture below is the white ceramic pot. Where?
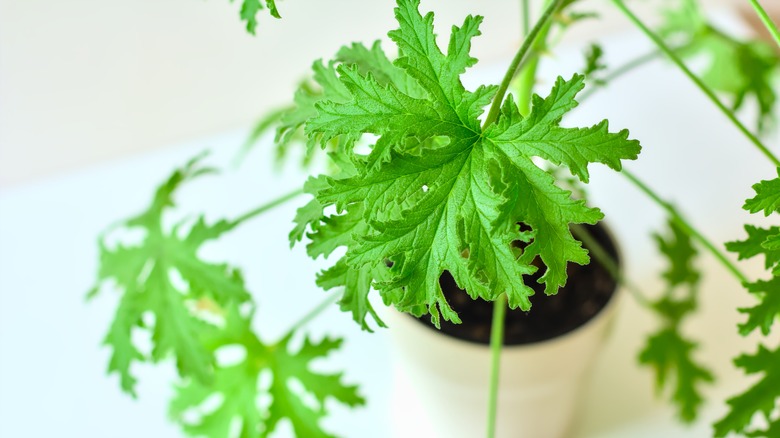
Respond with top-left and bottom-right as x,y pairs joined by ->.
384,288 -> 621,438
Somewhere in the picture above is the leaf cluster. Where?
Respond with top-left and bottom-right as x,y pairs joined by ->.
89,155 -> 361,437
714,169 -> 780,436
661,0 -> 780,133
639,219 -> 713,422
290,0 -> 640,329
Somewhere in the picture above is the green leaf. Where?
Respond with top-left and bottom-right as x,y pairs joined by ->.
301,0 -> 640,326
336,41 -> 425,99
660,0 -> 780,133
582,44 -> 607,84
738,277 -> 780,336
639,328 -> 714,423
726,225 -> 780,270
744,168 -> 780,217
714,344 -> 780,437
236,0 -> 280,34
90,155 -> 251,394
639,218 -> 711,422
653,219 -> 699,288
317,259 -> 386,332
289,199 -> 324,246
171,308 -> 364,438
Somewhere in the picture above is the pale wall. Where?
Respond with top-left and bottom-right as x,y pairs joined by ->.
0,0 -> 757,187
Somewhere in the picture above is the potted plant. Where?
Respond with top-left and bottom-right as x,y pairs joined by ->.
88,0 -> 780,436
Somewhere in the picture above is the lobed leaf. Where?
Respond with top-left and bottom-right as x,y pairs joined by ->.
744,169 -> 780,217
714,345 -> 780,437
90,155 -> 251,394
639,218 -> 711,422
171,307 -> 364,438
298,0 -> 640,327
639,328 -> 714,422
236,0 -> 280,35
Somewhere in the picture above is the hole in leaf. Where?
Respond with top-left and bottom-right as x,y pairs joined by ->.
286,377 -> 321,411
214,344 -> 247,367
168,268 -> 189,295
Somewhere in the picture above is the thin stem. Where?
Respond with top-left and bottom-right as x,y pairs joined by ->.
486,293 -> 507,438
748,0 -> 780,48
233,105 -> 293,168
570,224 -> 652,307
283,291 -> 343,338
231,188 -> 304,226
611,0 -> 780,167
579,48 -> 665,102
622,169 -> 750,285
483,0 -> 565,128
514,18 -> 554,116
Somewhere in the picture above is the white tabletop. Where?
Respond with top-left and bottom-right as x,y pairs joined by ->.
1,26 -> 777,437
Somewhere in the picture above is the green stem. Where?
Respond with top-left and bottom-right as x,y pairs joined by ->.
486,293 -> 507,438
748,0 -> 780,48
579,48 -> 666,102
283,291 -> 343,338
233,105 -> 293,167
514,18 -> 554,116
570,223 -> 652,307
483,0 -> 564,128
231,188 -> 305,226
622,169 -> 750,285
611,0 -> 780,167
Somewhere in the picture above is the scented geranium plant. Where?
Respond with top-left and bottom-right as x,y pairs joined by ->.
89,0 -> 780,436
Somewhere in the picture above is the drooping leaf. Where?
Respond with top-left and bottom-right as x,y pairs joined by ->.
235,0 -> 280,34
299,0 -> 640,327
738,277 -> 780,336
90,154 -> 251,394
660,0 -> 780,133
654,218 -> 700,287
582,44 -> 607,85
639,328 -> 714,422
726,224 -> 780,270
718,169 -> 780,434
170,307 -> 364,438
713,345 -> 780,437
640,219 -> 712,422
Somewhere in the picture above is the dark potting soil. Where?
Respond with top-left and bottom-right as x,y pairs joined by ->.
414,222 -> 619,345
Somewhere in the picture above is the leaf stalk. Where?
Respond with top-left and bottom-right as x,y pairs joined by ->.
231,188 -> 305,226
283,291 -> 343,339
747,0 -> 780,48
483,0 -> 565,128
486,293 -> 507,438
622,169 -> 750,285
611,0 -> 780,167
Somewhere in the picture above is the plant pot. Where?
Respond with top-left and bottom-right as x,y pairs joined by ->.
383,223 -> 621,438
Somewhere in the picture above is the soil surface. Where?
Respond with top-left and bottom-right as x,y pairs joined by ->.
414,222 -> 619,345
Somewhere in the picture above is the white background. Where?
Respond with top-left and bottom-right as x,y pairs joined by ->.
0,0 -> 755,187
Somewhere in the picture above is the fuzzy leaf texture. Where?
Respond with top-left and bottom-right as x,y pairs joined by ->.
714,345 -> 780,437
297,0 -> 640,327
640,219 -> 712,422
89,154 -> 251,395
170,306 -> 364,438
